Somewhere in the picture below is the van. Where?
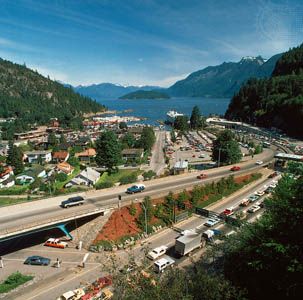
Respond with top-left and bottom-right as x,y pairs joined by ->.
60,196 -> 85,208
154,257 -> 175,273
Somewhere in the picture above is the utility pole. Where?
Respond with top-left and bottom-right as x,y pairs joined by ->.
118,195 -> 122,209
218,147 -> 222,167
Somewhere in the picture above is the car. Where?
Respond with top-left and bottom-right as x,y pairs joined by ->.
204,217 -> 221,227
255,160 -> 263,165
57,288 -> 85,300
100,288 -> 113,300
269,182 -> 277,188
239,199 -> 250,207
265,187 -> 274,194
255,190 -> 265,197
198,154 -> 206,158
230,166 -> 241,171
268,171 -> 278,178
248,205 -> 261,213
147,245 -> 168,260
61,196 -> 85,208
248,194 -> 260,202
220,207 -> 234,217
24,255 -> 51,266
197,173 -> 208,179
126,184 -> 145,194
154,257 -> 175,273
255,201 -> 264,208
44,238 -> 68,249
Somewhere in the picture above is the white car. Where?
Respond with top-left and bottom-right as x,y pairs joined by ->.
255,190 -> 265,197
255,160 -> 263,165
147,245 -> 168,260
248,205 -> 261,213
204,217 -> 221,227
154,257 -> 175,273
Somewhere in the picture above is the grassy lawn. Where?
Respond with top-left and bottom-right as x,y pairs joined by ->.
53,165 -> 81,190
0,272 -> 33,294
0,185 -> 28,195
97,169 -> 142,185
0,197 -> 30,207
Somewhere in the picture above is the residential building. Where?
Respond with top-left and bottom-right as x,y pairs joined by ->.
75,148 -> 96,163
56,162 -> 74,175
65,167 -> 100,187
0,166 -> 15,189
52,151 -> 69,163
16,165 -> 46,185
122,148 -> 144,162
24,150 -> 52,164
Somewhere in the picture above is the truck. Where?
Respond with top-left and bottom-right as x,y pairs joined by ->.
175,232 -> 203,256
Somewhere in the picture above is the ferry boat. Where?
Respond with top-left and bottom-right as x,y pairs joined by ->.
166,110 -> 184,122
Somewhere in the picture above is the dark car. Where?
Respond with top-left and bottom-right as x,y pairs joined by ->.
230,166 -> 241,171
61,196 -> 85,208
24,256 -> 51,266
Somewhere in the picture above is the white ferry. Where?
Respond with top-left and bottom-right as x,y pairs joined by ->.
166,110 -> 184,122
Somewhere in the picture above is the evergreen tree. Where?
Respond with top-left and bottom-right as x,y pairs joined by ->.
59,133 -> 66,144
47,132 -> 58,148
121,132 -> 136,148
174,115 -> 189,132
190,105 -> 201,129
95,131 -> 121,171
137,127 -> 155,151
7,141 -> 24,174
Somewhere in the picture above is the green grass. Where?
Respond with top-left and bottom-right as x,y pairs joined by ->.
97,169 -> 142,185
0,197 -> 30,207
0,185 -> 28,195
0,272 -> 33,294
53,165 -> 81,190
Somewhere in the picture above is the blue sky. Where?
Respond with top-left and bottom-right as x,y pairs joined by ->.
0,0 -> 302,87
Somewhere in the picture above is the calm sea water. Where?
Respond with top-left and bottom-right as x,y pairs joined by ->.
97,97 -> 230,125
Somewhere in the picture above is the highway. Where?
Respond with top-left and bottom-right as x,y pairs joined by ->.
0,148 -> 274,237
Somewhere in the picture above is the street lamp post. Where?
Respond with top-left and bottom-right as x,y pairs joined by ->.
218,147 -> 222,167
141,202 -> 148,235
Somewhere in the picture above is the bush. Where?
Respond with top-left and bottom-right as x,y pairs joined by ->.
0,272 -> 33,294
119,173 -> 137,185
55,172 -> 68,182
129,202 -> 137,216
96,181 -> 114,190
143,170 -> 156,180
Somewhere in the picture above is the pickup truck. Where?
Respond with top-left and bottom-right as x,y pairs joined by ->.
126,184 -> 145,194
44,238 -> 68,249
154,257 -> 175,273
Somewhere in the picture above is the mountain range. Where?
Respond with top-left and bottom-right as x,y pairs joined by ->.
73,53 -> 282,100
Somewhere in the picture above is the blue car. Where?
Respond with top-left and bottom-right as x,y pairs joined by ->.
126,184 -> 145,194
24,256 -> 51,266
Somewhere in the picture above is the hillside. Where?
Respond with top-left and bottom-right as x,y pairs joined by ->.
225,44 -> 303,137
0,58 -> 104,128
167,54 -> 281,98
74,83 -> 160,99
119,90 -> 170,99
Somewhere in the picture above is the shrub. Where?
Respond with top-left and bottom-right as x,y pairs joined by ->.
119,173 -> 137,185
129,202 -> 137,216
96,181 -> 114,190
0,272 -> 33,294
143,170 -> 156,180
55,172 -> 68,182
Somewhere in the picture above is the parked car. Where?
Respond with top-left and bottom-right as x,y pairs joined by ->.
230,166 -> 241,171
154,257 -> 175,273
147,245 -> 168,260
126,184 -> 145,194
24,256 -> 51,266
255,190 -> 265,197
204,217 -> 221,227
249,194 -> 260,202
61,196 -> 85,208
220,207 -> 234,217
57,288 -> 85,300
239,199 -> 250,207
255,160 -> 263,165
44,238 -> 68,249
268,171 -> 278,178
197,173 -> 208,179
248,205 -> 261,213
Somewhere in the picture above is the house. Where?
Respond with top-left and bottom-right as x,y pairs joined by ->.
56,162 -> 74,175
75,148 -> 96,163
24,150 -> 52,164
0,166 -> 15,189
16,165 -> 46,185
65,167 -> 100,187
122,148 -> 144,162
74,136 -> 91,148
52,151 -> 69,163
173,160 -> 188,175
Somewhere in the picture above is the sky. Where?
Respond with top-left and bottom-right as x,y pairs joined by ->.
0,0 -> 302,87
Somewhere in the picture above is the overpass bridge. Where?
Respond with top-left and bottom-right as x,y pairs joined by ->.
0,206 -> 113,243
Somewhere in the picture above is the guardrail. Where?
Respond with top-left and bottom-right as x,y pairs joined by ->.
0,206 -> 116,239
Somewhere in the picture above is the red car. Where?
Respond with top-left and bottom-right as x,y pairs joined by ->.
220,207 -> 234,217
197,173 -> 208,179
230,166 -> 241,171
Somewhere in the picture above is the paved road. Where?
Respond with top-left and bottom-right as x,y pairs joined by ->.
2,170 -> 277,300
149,130 -> 166,175
0,149 -> 275,237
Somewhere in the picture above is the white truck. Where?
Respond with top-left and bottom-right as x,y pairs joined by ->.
154,257 -> 175,273
175,232 -> 203,256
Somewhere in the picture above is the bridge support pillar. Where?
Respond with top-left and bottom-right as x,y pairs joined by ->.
57,224 -> 73,240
